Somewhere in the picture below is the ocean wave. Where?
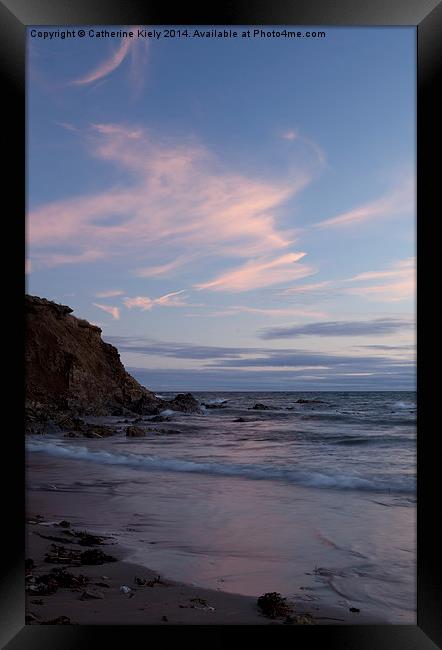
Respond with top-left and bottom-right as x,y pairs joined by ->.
301,412 -> 416,426
393,401 -> 416,410
26,439 -> 415,495
332,436 -> 413,446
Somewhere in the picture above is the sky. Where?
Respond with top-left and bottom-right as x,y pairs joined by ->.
26,26 -> 416,391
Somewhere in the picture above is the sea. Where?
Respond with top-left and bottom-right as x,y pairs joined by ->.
26,391 -> 416,623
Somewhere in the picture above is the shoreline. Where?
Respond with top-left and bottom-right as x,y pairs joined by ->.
26,518 -> 379,626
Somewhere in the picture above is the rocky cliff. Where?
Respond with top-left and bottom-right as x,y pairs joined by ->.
25,295 -> 199,426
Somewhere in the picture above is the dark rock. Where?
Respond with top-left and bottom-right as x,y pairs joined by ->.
150,415 -> 171,423
257,592 -> 292,618
250,403 -> 272,410
36,531 -> 76,544
233,417 -> 247,422
25,558 -> 35,572
161,615 -> 168,622
25,295 -> 202,426
135,575 -> 165,587
46,568 -> 89,589
296,399 -> 325,404
284,613 -> 313,625
82,424 -> 115,438
80,549 -> 117,565
44,544 -> 116,565
190,597 -> 208,606
56,520 -> 71,528
349,607 -> 360,613
126,426 -> 146,438
168,393 -> 201,413
72,530 -> 107,546
25,294 -> 163,420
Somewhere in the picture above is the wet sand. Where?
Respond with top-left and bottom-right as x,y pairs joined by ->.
26,519 -> 379,626
26,453 -> 385,626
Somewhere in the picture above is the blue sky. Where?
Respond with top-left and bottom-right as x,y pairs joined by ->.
26,26 -> 416,390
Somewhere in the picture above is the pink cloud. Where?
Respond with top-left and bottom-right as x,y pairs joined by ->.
344,258 -> 415,302
95,289 -> 124,298
196,252 -> 315,292
315,175 -> 414,229
281,280 -> 333,294
70,33 -> 148,91
280,129 -> 326,166
28,124 -> 314,278
123,290 -> 188,311
32,250 -> 105,268
93,303 -> 120,319
135,256 -> 192,278
199,306 -> 328,318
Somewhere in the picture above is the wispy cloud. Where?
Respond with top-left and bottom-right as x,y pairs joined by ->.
196,252 -> 315,292
344,257 -> 415,302
32,250 -> 105,268
280,129 -> 326,166
93,303 -> 120,320
200,305 -> 328,318
94,289 -> 124,298
134,256 -> 192,278
315,175 -> 414,229
70,32 -> 148,94
106,335 -> 415,367
277,258 -> 415,304
260,317 -> 413,340
129,366 -> 415,391
281,280 -> 333,295
28,123 -> 312,279
123,290 -> 188,311
104,335 -> 415,389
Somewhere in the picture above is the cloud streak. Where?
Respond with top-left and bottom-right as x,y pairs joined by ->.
123,290 -> 188,311
344,257 -> 415,302
103,335 -> 415,389
94,289 -> 124,298
260,318 -> 413,340
70,32 -> 148,93
129,366 -> 415,391
314,175 -> 414,229
93,303 -> 120,320
28,123 -> 312,286
196,252 -> 314,292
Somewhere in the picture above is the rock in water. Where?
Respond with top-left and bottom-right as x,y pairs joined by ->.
125,426 -> 146,438
167,393 -> 201,413
250,403 -> 272,410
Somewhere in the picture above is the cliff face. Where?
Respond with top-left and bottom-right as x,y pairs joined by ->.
25,295 -> 198,420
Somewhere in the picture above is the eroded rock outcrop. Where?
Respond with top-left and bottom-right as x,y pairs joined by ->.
25,295 -> 200,427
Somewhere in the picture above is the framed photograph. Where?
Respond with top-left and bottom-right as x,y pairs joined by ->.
2,0 -> 440,648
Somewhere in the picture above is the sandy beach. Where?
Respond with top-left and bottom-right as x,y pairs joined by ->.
26,512 -> 380,626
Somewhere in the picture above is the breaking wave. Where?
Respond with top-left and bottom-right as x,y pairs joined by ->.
26,439 -> 415,495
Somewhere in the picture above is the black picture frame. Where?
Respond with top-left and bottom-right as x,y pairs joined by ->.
2,0 -> 441,647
